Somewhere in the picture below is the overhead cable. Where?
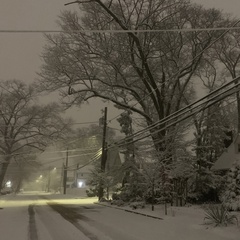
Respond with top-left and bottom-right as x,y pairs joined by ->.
110,79 -> 240,149
107,19 -> 240,124
1,26 -> 240,34
111,76 -> 240,147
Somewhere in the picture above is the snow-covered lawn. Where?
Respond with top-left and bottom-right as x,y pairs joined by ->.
93,201 -> 240,240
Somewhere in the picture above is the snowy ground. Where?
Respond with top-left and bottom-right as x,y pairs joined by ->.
0,192 -> 239,240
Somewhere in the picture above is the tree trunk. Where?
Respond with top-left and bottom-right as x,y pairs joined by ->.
236,91 -> 240,133
15,176 -> 23,193
0,159 -> 10,190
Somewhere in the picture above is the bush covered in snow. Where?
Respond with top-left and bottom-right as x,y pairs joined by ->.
221,163 -> 240,211
129,202 -> 145,209
111,199 -> 125,206
204,204 -> 238,226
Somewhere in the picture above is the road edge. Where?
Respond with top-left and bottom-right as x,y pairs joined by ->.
94,202 -> 163,220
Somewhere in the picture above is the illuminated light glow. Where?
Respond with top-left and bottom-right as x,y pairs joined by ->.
5,180 -> 12,187
0,193 -> 98,208
78,181 -> 83,188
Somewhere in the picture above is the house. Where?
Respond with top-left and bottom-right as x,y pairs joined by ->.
75,164 -> 94,188
212,134 -> 240,171
74,145 -> 123,190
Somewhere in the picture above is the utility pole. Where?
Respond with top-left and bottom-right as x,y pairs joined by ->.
63,148 -> 69,195
98,107 -> 108,200
47,166 -> 51,192
60,162 -> 64,193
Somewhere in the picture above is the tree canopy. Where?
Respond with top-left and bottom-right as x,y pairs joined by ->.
0,79 -> 72,189
39,0 -> 232,152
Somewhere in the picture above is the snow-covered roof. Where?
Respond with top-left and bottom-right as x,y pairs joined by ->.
212,134 -> 240,171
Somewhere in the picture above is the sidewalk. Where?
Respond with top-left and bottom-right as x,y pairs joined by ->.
95,201 -> 164,220
94,201 -> 206,221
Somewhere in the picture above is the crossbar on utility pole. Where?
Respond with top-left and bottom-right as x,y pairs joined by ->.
98,107 -> 108,200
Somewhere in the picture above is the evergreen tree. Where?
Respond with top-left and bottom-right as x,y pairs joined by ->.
192,103 -> 234,202
117,111 -> 136,186
221,162 -> 240,211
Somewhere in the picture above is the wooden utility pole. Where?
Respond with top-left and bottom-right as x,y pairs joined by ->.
47,166 -> 51,192
98,107 -> 108,200
63,148 -> 69,195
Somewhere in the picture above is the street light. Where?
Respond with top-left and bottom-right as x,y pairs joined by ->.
35,175 -> 44,191
47,167 -> 57,192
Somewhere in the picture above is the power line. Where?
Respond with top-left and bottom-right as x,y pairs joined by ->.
137,98 -> 237,152
1,26 -> 240,34
0,145 -> 100,157
111,76 -> 240,147
117,88 -> 238,149
67,148 -> 102,171
4,98 -> 237,175
1,148 -> 102,167
107,19 -> 240,124
108,78 -> 240,149
7,149 -> 101,174
71,121 -> 99,125
39,151 -> 101,166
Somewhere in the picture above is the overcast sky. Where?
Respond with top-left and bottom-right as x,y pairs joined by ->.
0,0 -> 240,128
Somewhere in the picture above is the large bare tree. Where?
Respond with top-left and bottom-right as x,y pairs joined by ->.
213,28 -> 240,132
39,0 -> 225,152
0,79 -> 72,190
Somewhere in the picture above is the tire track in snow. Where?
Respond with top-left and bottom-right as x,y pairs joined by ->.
47,201 -> 99,240
28,204 -> 38,240
38,196 -> 113,240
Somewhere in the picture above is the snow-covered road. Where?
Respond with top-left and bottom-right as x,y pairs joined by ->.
0,192 -> 239,240
35,202 -> 90,240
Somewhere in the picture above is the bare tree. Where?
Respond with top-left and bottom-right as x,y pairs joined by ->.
4,151 -> 40,193
39,0 -> 225,153
0,79 -> 72,190
213,28 -> 240,132
188,57 -> 235,200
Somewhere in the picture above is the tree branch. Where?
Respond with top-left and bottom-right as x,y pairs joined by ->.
64,0 -> 92,6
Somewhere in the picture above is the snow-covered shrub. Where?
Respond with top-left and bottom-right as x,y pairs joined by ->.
111,199 -> 125,206
221,163 -> 240,211
204,204 -> 238,226
129,201 -> 145,209
187,170 -> 225,203
99,197 -> 110,202
86,187 -> 99,197
112,192 -> 121,200
116,172 -> 147,202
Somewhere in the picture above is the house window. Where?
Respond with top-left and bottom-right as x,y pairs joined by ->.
238,144 -> 240,152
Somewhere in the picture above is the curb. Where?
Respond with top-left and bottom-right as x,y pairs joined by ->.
94,202 -> 163,220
